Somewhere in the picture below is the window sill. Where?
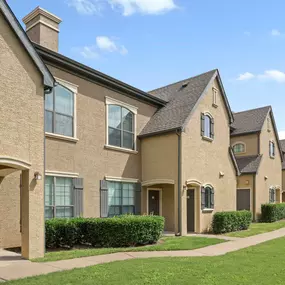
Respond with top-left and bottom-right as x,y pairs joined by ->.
212,103 -> 218,108
45,132 -> 79,143
104,145 -> 138,154
202,136 -> 213,142
202,208 -> 214,213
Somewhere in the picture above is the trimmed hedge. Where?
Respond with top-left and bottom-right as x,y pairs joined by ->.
45,215 -> 165,249
261,203 -> 285,223
212,211 -> 252,234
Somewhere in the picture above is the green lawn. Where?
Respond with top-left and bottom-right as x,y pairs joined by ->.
8,237 -> 285,285
225,220 -> 285,238
33,236 -> 225,262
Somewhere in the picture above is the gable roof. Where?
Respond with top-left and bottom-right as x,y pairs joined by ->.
236,155 -> 263,174
139,69 -> 234,137
231,106 -> 271,136
0,0 -> 54,88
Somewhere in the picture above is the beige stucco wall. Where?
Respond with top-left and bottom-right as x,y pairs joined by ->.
181,78 -> 237,234
230,134 -> 259,156
255,114 -> 282,219
45,65 -> 158,219
141,133 -> 178,232
0,12 -> 45,258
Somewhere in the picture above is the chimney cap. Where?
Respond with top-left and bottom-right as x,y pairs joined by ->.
22,6 -> 62,25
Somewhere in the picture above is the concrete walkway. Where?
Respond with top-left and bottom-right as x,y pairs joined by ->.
1,228 -> 285,281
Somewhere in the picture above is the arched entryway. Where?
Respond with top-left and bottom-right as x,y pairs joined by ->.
0,156 -> 33,259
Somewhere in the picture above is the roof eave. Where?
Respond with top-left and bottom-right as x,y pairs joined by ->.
138,127 -> 182,139
230,130 -> 260,137
34,43 -> 167,107
0,0 -> 54,88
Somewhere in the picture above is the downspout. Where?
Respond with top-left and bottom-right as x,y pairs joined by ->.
253,174 -> 256,221
176,129 -> 182,236
43,86 -> 53,253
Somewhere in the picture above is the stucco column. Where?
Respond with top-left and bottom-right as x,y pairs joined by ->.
21,169 -> 45,259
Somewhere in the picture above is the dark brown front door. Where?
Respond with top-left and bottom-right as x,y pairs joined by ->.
148,190 -> 160,215
187,189 -> 195,232
237,189 -> 250,211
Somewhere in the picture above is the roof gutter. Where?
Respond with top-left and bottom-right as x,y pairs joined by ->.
34,43 -> 167,107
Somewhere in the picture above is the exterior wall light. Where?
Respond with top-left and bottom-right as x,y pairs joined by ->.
265,176 -> 268,180
34,171 -> 42,180
219,172 -> 225,177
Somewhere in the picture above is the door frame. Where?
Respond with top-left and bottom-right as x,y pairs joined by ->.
146,188 -> 162,216
187,188 -> 196,233
236,188 -> 251,211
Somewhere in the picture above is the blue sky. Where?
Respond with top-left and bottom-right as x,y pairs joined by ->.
9,0 -> 285,137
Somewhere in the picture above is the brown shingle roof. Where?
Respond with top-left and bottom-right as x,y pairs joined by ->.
140,69 -> 233,137
231,106 -> 271,136
236,155 -> 263,174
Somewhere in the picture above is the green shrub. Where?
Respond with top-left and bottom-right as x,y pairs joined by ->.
45,215 -> 165,249
212,211 -> 252,234
261,203 -> 285,223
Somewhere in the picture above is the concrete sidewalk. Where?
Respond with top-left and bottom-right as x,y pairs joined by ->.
1,228 -> 285,281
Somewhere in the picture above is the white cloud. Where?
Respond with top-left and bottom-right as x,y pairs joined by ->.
66,0 -> 103,15
74,36 -> 128,59
96,36 -> 118,52
271,29 -> 282,36
108,0 -> 177,16
258,70 -> 285,83
79,46 -> 99,59
67,0 -> 177,16
236,72 -> 255,81
279,131 -> 285,140
236,70 -> 285,83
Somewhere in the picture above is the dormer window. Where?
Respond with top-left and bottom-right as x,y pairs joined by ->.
233,143 -> 246,154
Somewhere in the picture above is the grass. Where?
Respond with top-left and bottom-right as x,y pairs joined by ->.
33,236 -> 225,262
225,220 -> 285,238
7,236 -> 285,285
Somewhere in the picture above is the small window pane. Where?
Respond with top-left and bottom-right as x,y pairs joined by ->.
123,131 -> 134,149
56,207 -> 73,218
55,85 -> 74,116
122,108 -> 133,132
122,206 -> 134,215
55,114 -> 73,137
109,127 -> 121,147
45,176 -> 53,206
45,207 -> 53,219
45,111 -> 53,133
109,105 -> 122,129
233,143 -> 245,154
205,187 -> 211,208
204,116 -> 211,138
45,92 -> 53,111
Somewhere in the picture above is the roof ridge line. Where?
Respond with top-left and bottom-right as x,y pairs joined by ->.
148,69 -> 217,94
234,105 -> 271,115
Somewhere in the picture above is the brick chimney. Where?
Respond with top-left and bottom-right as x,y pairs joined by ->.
22,7 -> 62,52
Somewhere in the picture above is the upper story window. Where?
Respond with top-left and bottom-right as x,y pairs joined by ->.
233,143 -> 246,154
269,141 -> 275,158
106,97 -> 137,151
45,83 -> 75,137
212,87 -> 218,107
201,113 -> 214,140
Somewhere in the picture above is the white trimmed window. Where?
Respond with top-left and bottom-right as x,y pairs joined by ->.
233,143 -> 246,154
105,97 -> 137,151
45,78 -> 77,138
269,187 -> 276,203
45,176 -> 74,219
269,141 -> 275,158
201,113 -> 214,140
